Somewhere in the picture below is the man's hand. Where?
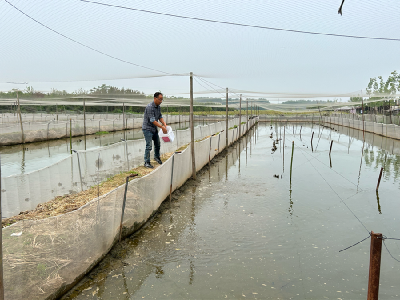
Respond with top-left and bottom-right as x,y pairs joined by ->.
161,126 -> 168,134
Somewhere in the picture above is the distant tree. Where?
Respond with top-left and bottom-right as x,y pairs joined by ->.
349,97 -> 363,102
366,71 -> 400,98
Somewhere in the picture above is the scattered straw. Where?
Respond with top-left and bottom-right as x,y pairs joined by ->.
2,151 -> 180,228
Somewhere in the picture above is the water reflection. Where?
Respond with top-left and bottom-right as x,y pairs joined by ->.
376,191 -> 382,214
63,123 -> 400,299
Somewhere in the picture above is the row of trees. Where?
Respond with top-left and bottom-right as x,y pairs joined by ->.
0,84 -> 148,99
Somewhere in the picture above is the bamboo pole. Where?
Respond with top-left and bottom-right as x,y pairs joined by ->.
190,72 -> 196,179
367,231 -> 382,300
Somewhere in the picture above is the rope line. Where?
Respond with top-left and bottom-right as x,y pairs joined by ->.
4,0 -> 176,76
383,240 -> 400,263
338,234 -> 371,252
79,0 -> 400,42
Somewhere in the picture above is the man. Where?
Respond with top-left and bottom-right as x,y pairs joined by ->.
142,92 -> 168,168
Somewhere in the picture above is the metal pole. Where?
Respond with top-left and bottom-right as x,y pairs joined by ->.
0,155 -> 4,300
190,72 -> 196,179
16,91 -> 25,144
239,94 -> 242,138
226,88 -> 229,148
367,231 -> 382,300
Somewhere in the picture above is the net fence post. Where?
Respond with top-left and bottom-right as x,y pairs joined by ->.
246,100 -> 249,133
239,94 -> 242,138
72,150 -> 83,191
120,174 -> 138,242
367,231 -> 382,300
190,72 -> 196,179
226,88 -> 228,148
83,98 -> 87,150
0,155 -> 4,300
16,91 -> 25,144
70,119 -> 72,154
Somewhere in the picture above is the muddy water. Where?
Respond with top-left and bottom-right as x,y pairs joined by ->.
0,121 -> 204,177
63,123 -> 400,299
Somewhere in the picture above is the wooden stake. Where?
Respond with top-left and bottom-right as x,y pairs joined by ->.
0,155 -> 4,300
362,97 -> 365,141
283,126 -> 285,172
190,72 -> 196,179
70,119 -> 72,154
376,167 -> 384,192
311,131 -> 314,152
226,88 -> 228,148
367,231 -> 382,300
290,141 -> 294,184
170,154 -> 175,204
119,174 -> 138,242
83,98 -> 86,150
122,102 -> 125,130
246,100 -> 249,133
239,94 -> 242,138
329,140 -> 333,156
16,91 -> 25,144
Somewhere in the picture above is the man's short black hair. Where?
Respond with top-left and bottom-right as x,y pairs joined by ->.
154,92 -> 163,98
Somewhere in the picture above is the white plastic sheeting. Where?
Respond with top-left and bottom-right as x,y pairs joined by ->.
2,117 -> 258,300
0,114 -> 191,145
324,116 -> 400,140
1,117 -> 238,218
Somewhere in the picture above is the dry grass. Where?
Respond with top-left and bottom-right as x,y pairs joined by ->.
2,151 -> 182,228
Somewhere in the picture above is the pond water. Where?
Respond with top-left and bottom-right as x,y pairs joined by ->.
0,120 -> 205,177
63,123 -> 400,300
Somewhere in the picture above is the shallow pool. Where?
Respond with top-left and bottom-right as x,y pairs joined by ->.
63,123 -> 400,299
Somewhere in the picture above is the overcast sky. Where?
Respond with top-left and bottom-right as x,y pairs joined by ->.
1,0 -> 399,101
